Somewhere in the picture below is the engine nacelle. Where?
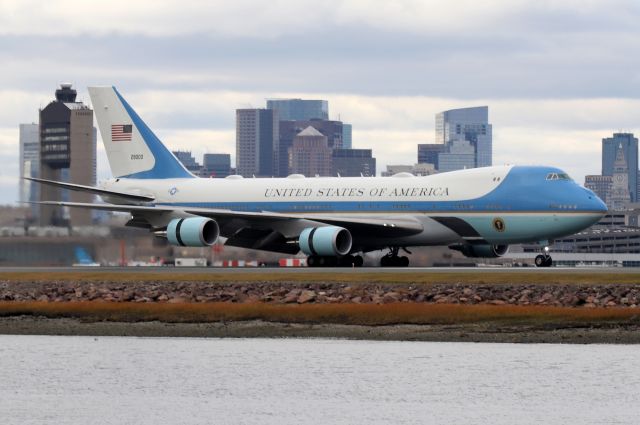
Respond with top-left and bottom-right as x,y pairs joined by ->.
450,244 -> 509,258
167,217 -> 219,247
299,226 -> 352,256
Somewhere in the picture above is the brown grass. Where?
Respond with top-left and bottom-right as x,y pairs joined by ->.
0,301 -> 638,327
1,270 -> 640,285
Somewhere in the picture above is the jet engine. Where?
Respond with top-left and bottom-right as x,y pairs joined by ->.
450,244 -> 509,258
299,226 -> 352,256
166,217 -> 219,247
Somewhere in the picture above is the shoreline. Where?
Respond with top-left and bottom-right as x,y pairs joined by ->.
2,316 -> 640,344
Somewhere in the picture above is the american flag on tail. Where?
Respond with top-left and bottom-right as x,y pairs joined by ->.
111,124 -> 132,142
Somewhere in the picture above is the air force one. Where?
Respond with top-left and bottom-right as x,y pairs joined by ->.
29,86 -> 608,267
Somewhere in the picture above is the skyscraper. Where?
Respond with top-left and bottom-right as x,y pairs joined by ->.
609,144 -> 632,210
289,126 -> 332,177
417,143 -> 446,169
332,149 -> 376,177
202,153 -> 231,178
602,133 -> 638,202
19,123 -> 40,218
38,84 -> 96,226
172,150 -> 201,174
277,119 -> 343,177
236,108 -> 278,177
437,139 -> 475,173
584,175 -> 612,208
266,99 -> 328,121
435,106 -> 492,169
342,124 -> 352,149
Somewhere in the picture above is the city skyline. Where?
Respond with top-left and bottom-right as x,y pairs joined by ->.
1,1 -> 639,203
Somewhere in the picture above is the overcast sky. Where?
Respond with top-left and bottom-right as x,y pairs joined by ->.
1,0 -> 639,204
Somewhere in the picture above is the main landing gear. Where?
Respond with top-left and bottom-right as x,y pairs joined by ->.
534,246 -> 553,267
307,254 -> 364,268
380,247 -> 410,267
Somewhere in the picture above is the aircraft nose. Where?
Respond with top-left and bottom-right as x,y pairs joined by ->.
594,196 -> 608,214
585,190 -> 607,214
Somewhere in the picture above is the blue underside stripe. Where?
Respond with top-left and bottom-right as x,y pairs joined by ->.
154,200 -> 597,214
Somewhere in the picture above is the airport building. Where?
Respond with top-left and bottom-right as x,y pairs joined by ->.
435,106 -> 492,169
288,126 -> 332,177
332,149 -> 376,177
38,84 -> 96,226
236,108 -> 278,177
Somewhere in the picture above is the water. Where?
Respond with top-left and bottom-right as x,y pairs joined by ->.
0,336 -> 638,425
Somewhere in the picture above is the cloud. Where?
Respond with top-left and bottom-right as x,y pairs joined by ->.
0,0 -> 638,205
2,1 -> 637,38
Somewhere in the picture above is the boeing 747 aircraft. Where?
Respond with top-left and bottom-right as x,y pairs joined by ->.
30,86 -> 608,267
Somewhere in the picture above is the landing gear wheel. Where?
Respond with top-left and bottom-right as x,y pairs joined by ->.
535,255 -> 552,267
353,255 -> 364,267
307,255 -> 318,267
380,252 -> 410,267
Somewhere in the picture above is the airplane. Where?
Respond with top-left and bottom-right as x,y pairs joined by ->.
72,246 -> 100,267
29,86 -> 608,268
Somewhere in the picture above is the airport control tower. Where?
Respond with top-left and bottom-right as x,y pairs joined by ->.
38,83 -> 96,226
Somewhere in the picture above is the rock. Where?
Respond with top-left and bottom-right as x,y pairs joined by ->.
383,292 -> 401,303
157,294 -> 169,301
282,291 -> 299,303
297,290 -> 316,304
350,296 -> 362,303
36,294 -> 49,302
168,296 -> 189,304
462,288 -> 473,296
488,299 -> 506,305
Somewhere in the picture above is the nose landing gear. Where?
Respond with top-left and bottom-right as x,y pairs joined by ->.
535,246 -> 553,267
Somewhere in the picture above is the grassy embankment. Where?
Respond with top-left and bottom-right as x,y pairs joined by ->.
0,302 -> 639,328
2,270 -> 640,285
1,270 -> 639,328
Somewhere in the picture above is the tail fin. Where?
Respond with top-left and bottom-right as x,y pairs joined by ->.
88,86 -> 193,179
74,246 -> 95,265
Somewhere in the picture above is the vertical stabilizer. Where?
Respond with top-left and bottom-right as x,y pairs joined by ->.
88,86 -> 193,179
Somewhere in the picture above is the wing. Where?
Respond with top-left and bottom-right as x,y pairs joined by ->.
24,177 -> 155,204
35,200 -> 424,253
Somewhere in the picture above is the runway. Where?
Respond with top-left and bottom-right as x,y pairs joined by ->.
1,266 -> 639,275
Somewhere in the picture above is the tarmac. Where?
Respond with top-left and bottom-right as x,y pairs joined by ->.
0,266 -> 639,274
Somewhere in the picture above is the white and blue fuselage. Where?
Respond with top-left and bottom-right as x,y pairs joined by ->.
102,164 -> 607,252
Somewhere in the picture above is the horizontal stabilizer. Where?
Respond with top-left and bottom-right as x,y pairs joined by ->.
25,177 -> 155,204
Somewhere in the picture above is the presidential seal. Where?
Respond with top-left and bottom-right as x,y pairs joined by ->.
493,217 -> 505,232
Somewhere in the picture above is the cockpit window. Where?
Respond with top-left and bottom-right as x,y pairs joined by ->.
546,172 -> 572,181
